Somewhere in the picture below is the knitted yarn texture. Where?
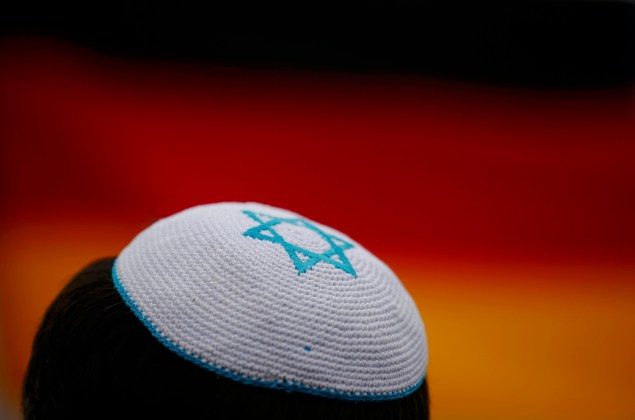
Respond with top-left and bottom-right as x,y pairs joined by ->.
113,202 -> 427,400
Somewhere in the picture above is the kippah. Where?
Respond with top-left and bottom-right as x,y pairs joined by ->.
113,202 -> 427,400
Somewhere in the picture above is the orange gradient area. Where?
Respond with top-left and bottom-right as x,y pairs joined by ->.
390,258 -> 635,420
2,229 -> 634,419
1,38 -> 634,419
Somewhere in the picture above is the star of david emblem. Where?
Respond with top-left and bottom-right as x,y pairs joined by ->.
242,210 -> 357,278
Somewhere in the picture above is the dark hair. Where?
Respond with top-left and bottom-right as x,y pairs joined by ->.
23,257 -> 429,419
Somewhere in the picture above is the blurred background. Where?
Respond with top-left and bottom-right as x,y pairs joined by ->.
1,1 -> 634,419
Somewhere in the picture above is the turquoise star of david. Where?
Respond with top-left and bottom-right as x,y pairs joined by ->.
242,210 -> 357,278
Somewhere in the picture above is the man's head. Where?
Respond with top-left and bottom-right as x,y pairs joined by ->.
24,203 -> 429,419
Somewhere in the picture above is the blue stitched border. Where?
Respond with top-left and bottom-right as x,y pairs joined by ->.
111,259 -> 425,401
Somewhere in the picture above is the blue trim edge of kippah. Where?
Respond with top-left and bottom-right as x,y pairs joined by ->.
111,259 -> 425,402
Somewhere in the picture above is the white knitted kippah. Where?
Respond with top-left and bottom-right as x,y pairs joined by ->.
113,202 -> 427,400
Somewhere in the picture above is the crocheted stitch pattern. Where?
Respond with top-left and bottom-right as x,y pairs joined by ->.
113,202 -> 427,400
